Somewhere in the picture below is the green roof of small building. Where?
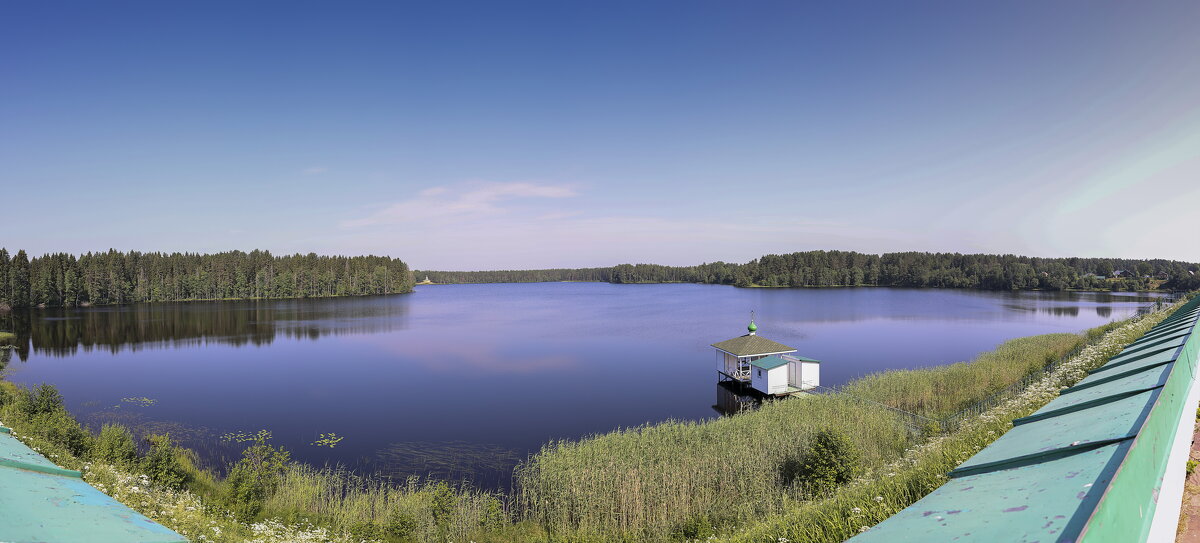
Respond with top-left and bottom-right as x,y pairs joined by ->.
750,355 -> 822,370
750,356 -> 790,370
711,334 -> 797,357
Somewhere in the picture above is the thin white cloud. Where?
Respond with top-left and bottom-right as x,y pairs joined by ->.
317,181 -> 913,269
341,182 -> 578,228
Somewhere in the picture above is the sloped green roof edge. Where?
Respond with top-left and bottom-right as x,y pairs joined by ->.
0,431 -> 187,542
750,356 -> 790,370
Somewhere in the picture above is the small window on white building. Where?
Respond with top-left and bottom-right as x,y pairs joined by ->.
757,369 -> 762,376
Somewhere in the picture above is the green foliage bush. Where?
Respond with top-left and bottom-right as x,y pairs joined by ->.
0,384 -> 92,457
93,424 -> 138,467
33,409 -> 93,457
142,434 -> 192,490
17,383 -> 65,416
429,480 -> 458,531
224,433 -> 291,522
781,428 -> 862,498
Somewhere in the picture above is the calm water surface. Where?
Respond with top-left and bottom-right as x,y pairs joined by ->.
0,284 -> 1165,487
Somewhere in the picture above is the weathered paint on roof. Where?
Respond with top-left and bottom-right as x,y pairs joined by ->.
749,354 -> 823,370
750,355 -> 790,370
0,428 -> 187,543
710,334 -> 796,357
850,295 -> 1200,543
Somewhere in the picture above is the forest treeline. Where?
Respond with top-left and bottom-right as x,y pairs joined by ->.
0,249 -> 413,309
419,251 -> 1200,291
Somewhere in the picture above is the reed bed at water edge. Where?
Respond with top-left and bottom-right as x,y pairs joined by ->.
840,332 -> 1088,418
262,464 -> 508,542
516,395 -> 913,541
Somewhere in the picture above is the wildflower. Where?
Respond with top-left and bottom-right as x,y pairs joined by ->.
874,495 -> 884,503
851,507 -> 862,514
859,526 -> 870,533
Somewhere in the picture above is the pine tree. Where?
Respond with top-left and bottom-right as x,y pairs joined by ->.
10,250 -> 30,308
0,248 -> 10,308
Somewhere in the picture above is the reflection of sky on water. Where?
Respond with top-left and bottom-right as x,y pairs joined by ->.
1,284 -> 1161,488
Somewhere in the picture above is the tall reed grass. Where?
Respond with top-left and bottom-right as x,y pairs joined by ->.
263,465 -> 508,542
840,333 -> 1085,418
516,395 -> 911,541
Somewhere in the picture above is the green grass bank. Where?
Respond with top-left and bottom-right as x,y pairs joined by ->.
0,295 -> 1188,543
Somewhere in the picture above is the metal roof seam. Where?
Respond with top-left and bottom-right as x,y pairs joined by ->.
0,457 -> 83,478
1090,345 -> 1185,374
1133,322 -> 1195,342
1013,384 -> 1167,426
947,433 -> 1139,479
1066,361 -> 1176,393
1115,331 -> 1193,356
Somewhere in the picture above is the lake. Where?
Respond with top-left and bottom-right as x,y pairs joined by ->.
0,283 -> 1166,488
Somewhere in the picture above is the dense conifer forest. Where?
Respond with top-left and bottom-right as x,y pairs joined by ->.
1,248 -> 1195,311
420,251 -> 1200,292
0,249 -> 413,309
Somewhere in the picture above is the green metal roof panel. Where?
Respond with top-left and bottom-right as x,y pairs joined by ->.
0,432 -> 186,542
1091,347 -> 1180,376
1100,343 -> 1183,372
851,441 -> 1133,543
1023,363 -> 1172,420
1110,332 -> 1190,359
1129,323 -> 1194,344
749,355 -> 789,370
0,431 -> 61,470
710,334 -> 796,356
1141,311 -> 1195,330
952,389 -> 1156,477
1073,354 -> 1177,390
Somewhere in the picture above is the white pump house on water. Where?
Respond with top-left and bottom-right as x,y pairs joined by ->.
711,318 -> 820,396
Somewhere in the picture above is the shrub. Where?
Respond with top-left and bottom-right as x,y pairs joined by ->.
782,428 -> 862,499
142,434 -> 192,490
16,383 -> 66,416
34,409 -> 93,457
224,432 -> 291,522
429,480 -> 458,530
94,424 -> 138,467
479,494 -> 508,530
383,511 -> 419,539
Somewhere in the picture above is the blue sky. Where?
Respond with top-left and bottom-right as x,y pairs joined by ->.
2,1 -> 1198,269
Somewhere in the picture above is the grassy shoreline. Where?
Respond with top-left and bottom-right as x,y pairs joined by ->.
0,297 -> 1187,542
